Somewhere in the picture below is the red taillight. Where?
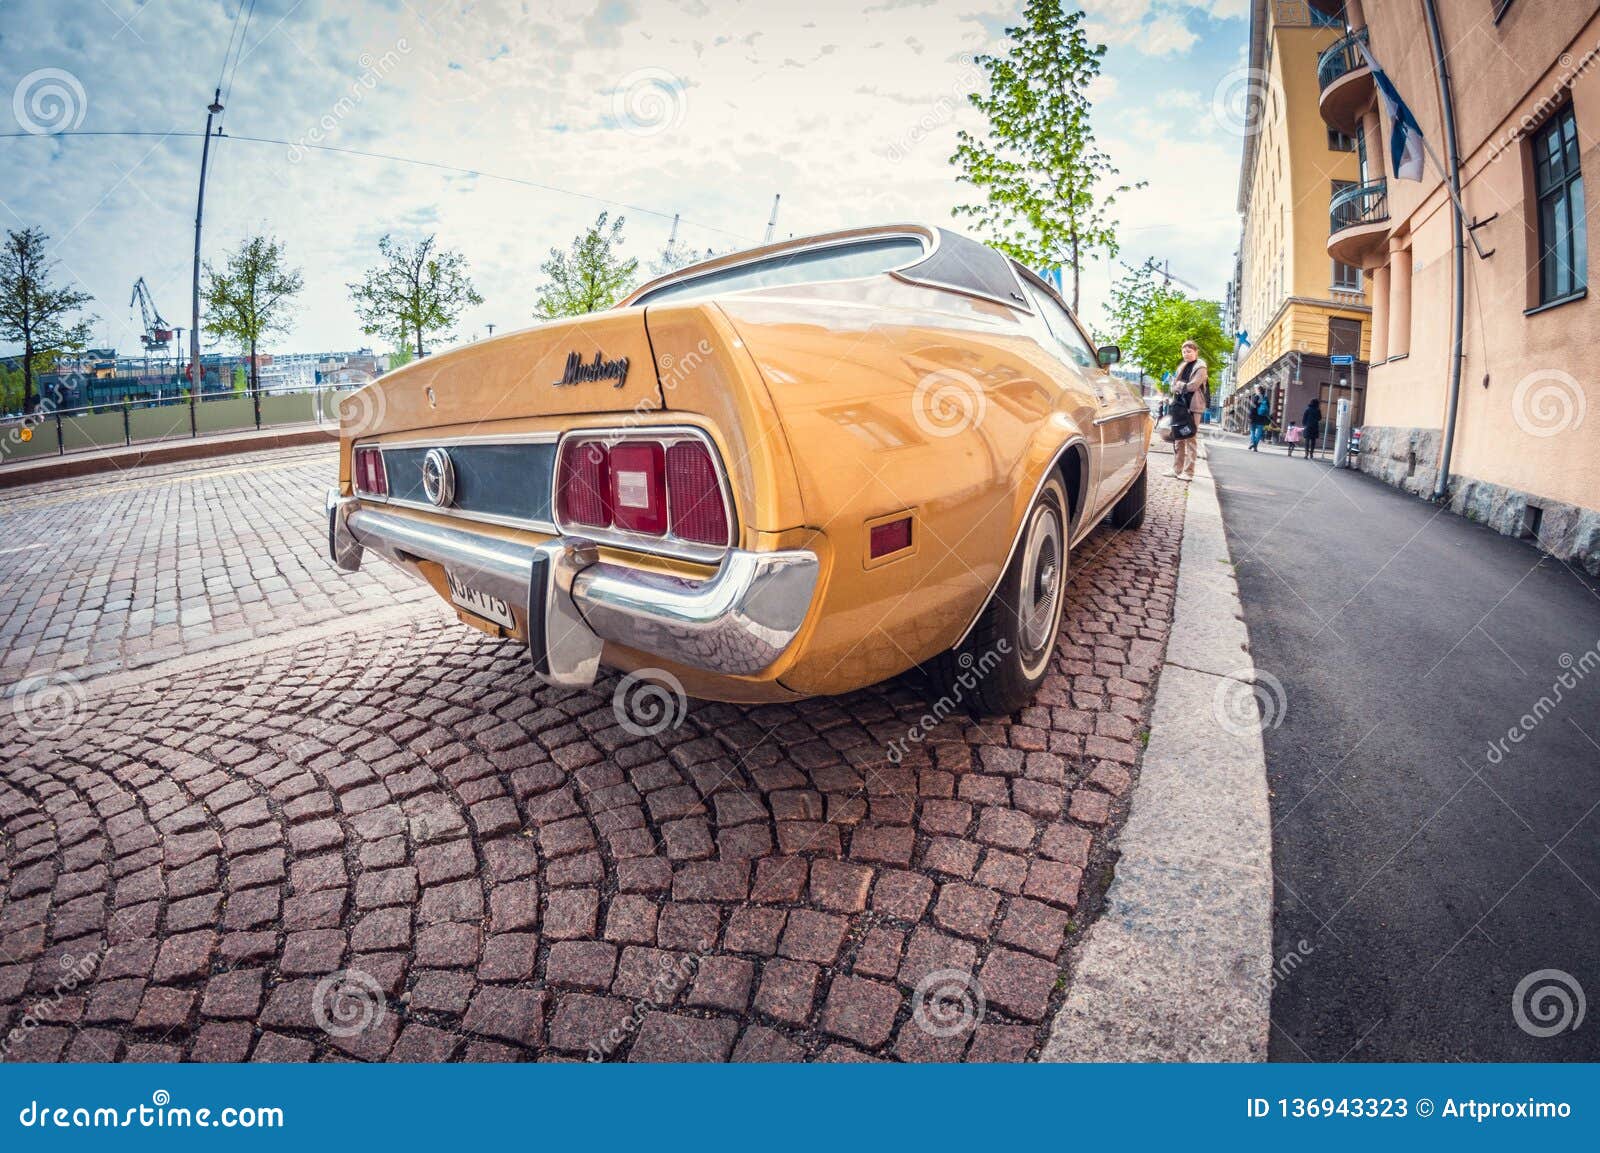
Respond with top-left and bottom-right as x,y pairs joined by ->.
610,441 -> 667,535
667,441 -> 729,545
556,435 -> 730,548
354,446 -> 387,496
557,440 -> 612,528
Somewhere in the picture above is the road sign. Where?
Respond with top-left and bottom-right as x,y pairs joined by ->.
1330,354 -> 1355,366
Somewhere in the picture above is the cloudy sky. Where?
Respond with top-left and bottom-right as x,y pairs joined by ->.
0,0 -> 1250,359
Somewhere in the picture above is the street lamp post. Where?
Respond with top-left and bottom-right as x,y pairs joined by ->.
189,88 -> 224,436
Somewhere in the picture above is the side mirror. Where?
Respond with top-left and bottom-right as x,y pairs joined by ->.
1097,345 -> 1121,367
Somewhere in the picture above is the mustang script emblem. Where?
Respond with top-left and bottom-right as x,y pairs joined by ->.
554,350 -> 630,389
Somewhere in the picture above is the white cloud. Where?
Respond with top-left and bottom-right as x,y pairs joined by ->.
0,0 -> 1246,355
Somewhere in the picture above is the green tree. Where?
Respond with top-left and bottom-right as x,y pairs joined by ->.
0,360 -> 24,414
0,227 -> 95,412
231,364 -> 248,393
202,234 -> 304,395
534,212 -> 639,319
1108,261 -> 1229,389
349,234 -> 482,358
951,0 -> 1139,313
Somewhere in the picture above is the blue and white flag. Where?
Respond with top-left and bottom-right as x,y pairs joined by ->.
1357,40 -> 1426,181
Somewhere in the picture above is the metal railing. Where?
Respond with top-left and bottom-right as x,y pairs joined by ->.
1330,178 -> 1389,235
0,385 -> 364,467
1317,26 -> 1370,91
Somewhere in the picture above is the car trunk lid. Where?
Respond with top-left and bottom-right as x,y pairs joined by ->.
346,310 -> 662,438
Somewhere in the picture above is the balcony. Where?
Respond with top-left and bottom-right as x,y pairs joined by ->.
1328,178 -> 1390,266
1318,27 -> 1374,135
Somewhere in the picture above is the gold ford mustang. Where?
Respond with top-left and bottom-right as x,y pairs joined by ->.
326,224 -> 1150,714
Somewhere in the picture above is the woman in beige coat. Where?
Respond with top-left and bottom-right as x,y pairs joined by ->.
1168,341 -> 1209,480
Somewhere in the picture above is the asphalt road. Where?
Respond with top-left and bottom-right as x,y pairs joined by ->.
1206,434 -> 1600,1061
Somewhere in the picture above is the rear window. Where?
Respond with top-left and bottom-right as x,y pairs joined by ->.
635,236 -> 925,305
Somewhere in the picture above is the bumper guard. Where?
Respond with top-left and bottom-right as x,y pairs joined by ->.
325,489 -> 818,688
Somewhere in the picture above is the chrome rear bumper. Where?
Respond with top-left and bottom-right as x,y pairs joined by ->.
326,489 -> 819,687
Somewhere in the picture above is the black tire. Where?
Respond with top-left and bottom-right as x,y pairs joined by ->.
927,474 -> 1069,717
1108,464 -> 1147,531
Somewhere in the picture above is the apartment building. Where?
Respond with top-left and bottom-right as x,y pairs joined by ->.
1235,0 -> 1374,446
1319,0 -> 1599,571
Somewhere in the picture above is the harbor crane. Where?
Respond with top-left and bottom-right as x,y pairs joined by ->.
130,277 -> 175,354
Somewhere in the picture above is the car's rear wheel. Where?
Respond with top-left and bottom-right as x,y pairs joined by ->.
1108,463 -> 1147,530
927,474 -> 1069,716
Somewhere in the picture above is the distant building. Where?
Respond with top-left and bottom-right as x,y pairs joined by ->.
1234,0 -> 1372,445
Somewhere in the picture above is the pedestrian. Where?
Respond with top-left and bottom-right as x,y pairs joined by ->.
1248,386 -> 1270,452
1300,397 -> 1322,459
1167,340 -> 1209,481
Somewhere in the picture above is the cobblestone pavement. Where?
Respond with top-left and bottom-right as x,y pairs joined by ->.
0,446 -> 427,687
0,451 -> 1184,1062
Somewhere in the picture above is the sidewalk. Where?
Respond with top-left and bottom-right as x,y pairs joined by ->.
0,423 -> 335,489
1042,451 -> 1273,1061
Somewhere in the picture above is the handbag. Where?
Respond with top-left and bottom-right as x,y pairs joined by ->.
1157,414 -> 1174,443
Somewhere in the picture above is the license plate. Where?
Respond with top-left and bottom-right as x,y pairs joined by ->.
445,570 -> 514,628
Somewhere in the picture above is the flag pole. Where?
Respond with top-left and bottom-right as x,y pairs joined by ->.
1414,133 -> 1491,260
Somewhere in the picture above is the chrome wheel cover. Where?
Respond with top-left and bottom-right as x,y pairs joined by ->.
1018,500 -> 1064,666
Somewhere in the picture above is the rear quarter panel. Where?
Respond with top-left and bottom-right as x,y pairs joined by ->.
716,277 -> 1102,696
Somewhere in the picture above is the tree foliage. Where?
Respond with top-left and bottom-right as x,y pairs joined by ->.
203,234 -> 304,393
0,227 -> 95,412
951,0 -> 1139,313
348,233 -> 482,357
1108,260 -> 1230,390
533,212 -> 639,319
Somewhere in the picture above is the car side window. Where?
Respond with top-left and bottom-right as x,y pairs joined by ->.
1022,284 -> 1097,371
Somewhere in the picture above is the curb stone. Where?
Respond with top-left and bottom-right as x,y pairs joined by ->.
1040,456 -> 1274,1062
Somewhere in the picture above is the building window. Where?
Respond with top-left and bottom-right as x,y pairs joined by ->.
1533,105 -> 1587,304
1328,317 -> 1362,361
1328,129 -> 1357,152
1332,260 -> 1362,291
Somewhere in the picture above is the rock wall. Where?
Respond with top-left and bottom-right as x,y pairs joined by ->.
1358,425 -> 1600,576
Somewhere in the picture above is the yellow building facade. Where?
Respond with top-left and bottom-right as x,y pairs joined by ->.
1234,0 -> 1373,442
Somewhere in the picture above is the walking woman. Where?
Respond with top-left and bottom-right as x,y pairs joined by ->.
1300,397 -> 1322,459
1167,340 -> 1209,480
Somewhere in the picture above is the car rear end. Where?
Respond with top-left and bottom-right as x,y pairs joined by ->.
326,304 -> 823,702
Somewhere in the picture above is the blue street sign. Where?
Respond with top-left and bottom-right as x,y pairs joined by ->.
1330,354 -> 1355,366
